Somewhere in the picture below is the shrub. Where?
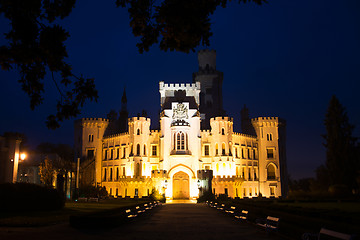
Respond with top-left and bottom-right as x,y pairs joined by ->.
197,190 -> 215,203
0,183 -> 64,212
149,188 -> 165,202
78,185 -> 108,198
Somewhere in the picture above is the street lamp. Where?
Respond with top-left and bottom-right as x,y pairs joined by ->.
20,153 -> 26,161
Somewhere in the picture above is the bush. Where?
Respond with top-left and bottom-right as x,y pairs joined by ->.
78,185 -> 108,198
0,183 -> 64,212
149,188 -> 165,202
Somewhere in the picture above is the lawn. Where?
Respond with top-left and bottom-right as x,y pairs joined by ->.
0,199 -> 146,227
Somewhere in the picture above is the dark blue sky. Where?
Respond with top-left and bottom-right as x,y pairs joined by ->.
1,0 -> 359,179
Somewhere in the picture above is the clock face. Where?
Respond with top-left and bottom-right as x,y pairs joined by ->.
172,103 -> 188,120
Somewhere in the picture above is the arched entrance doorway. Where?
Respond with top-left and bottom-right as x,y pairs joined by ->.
173,171 -> 189,199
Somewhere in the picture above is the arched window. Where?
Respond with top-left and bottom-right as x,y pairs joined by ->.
267,164 -> 276,180
177,133 -> 181,150
215,143 -> 219,155
221,128 -> 225,135
222,143 -> 226,155
136,144 -> 140,156
137,128 -> 140,135
143,145 -> 146,156
180,132 -> 185,150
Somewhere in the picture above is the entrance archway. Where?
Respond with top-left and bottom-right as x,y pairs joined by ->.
173,171 -> 190,199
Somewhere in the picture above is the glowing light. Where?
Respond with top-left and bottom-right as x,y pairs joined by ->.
20,153 -> 26,161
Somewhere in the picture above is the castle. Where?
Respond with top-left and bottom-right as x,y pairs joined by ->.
74,50 -> 287,199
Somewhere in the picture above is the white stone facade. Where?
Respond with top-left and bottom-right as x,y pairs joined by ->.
74,51 -> 287,199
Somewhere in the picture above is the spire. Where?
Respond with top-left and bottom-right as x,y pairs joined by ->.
121,87 -> 127,111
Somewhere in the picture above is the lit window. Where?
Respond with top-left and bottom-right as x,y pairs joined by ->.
215,143 -> 219,155
152,145 -> 157,156
204,145 -> 209,156
222,143 -> 226,155
270,187 -> 275,196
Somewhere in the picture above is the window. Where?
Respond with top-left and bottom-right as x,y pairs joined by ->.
205,165 -> 210,170
267,133 -> 273,141
248,148 -> 251,159
116,148 -> 119,159
221,128 -> 225,135
152,145 -> 157,156
116,168 -> 119,180
137,128 -> 140,135
110,149 -> 113,159
109,168 -> 113,181
215,144 -> 219,155
253,149 -> 256,159
248,168 -> 251,180
267,164 -> 276,180
135,188 -> 139,197
249,188 -> 252,196
222,143 -> 226,155
254,169 -> 257,180
224,188 -> 228,196
267,149 -> 274,159
176,132 -> 187,151
204,145 -> 209,156
242,167 -> 245,178
122,167 -> 126,176
235,148 -> 238,158
110,188 -> 112,196
122,148 -> 126,158
243,188 -> 246,197
270,187 -> 275,196
87,149 -> 94,159
88,134 -> 94,142
143,145 -> 146,156
103,168 -> 107,181
104,150 -> 108,160
116,188 -> 118,196
136,144 -> 140,156
241,148 -> 245,158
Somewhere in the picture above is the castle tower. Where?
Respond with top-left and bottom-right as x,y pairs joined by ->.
251,117 -> 287,197
74,118 -> 109,186
193,49 -> 225,129
241,105 -> 256,136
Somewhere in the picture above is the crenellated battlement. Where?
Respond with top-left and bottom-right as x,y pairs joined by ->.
159,81 -> 201,91
197,170 -> 213,179
103,132 -> 129,139
210,116 -> 233,122
212,176 -> 236,182
233,132 -> 257,139
128,117 -> 151,123
251,117 -> 278,122
76,118 -> 109,127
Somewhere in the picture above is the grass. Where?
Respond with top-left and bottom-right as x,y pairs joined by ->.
274,201 -> 360,213
0,199 -> 148,227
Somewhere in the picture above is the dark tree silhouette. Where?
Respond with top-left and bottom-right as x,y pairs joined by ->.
1,0 -> 266,129
323,95 -> 358,190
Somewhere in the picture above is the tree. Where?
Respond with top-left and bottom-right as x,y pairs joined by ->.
323,95 -> 358,190
39,158 -> 55,186
0,0 -> 266,129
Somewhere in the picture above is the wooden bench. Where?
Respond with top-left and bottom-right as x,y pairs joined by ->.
235,210 -> 248,220
302,228 -> 355,240
256,216 -> 279,233
77,197 -> 88,202
88,197 -> 99,202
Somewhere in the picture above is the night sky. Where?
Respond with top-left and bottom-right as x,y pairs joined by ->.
1,0 -> 359,180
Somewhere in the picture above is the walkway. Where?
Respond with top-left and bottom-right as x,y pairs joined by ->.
0,203 -> 284,240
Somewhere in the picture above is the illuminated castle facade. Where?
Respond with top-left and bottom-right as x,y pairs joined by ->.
74,50 -> 287,199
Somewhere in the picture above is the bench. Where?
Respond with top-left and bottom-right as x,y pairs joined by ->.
77,197 -> 88,202
88,197 -> 99,202
302,228 -> 355,240
235,210 -> 248,220
256,216 -> 279,233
